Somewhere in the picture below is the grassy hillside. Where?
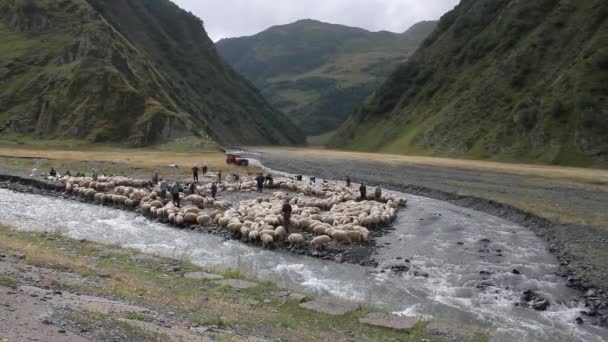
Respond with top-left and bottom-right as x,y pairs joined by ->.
0,0 -> 304,146
216,20 -> 437,135
331,0 -> 608,167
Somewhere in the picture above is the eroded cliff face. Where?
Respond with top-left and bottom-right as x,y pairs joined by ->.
0,0 -> 304,146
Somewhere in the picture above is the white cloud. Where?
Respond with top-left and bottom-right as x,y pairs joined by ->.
171,0 -> 460,41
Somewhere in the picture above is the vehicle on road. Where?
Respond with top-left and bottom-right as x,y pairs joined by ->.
226,154 -> 249,166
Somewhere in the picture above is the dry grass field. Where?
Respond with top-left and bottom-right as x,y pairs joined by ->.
0,145 -> 261,181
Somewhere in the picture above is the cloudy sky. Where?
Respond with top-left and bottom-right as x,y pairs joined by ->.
171,0 -> 460,41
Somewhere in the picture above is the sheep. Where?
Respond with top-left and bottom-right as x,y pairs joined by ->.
313,225 -> 327,236
227,222 -> 243,236
150,200 -> 163,209
261,229 -> 275,239
274,226 -> 287,240
249,230 -> 260,242
184,213 -> 198,224
196,215 -> 210,225
310,235 -> 331,247
261,234 -> 274,248
288,233 -> 304,245
141,203 -> 152,214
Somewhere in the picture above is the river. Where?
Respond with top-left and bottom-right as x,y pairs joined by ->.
1,187 -> 606,341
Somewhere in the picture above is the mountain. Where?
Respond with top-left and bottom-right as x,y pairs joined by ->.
331,0 -> 608,167
216,19 -> 437,136
0,0 -> 304,146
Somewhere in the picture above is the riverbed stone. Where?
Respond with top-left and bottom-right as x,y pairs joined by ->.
213,279 -> 258,289
270,290 -> 307,303
299,297 -> 360,315
184,271 -> 224,280
359,312 -> 418,330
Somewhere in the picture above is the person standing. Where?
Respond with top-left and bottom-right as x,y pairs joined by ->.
189,182 -> 197,195
359,184 -> 367,201
265,173 -> 274,188
192,165 -> 200,182
170,182 -> 182,207
211,182 -> 218,199
374,186 -> 382,201
92,168 -> 98,181
256,173 -> 265,193
282,200 -> 292,228
159,178 -> 168,200
218,171 -> 222,183
153,171 -> 159,185
202,164 -> 208,175
346,176 -> 351,187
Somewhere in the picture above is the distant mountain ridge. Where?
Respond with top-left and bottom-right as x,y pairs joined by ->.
0,0 -> 304,146
216,19 -> 437,135
331,0 -> 608,167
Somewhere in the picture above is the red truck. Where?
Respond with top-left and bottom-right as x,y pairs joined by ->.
225,154 -> 249,166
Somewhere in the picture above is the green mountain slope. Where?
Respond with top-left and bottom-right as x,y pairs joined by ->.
331,0 -> 608,167
216,20 -> 436,135
0,0 -> 304,146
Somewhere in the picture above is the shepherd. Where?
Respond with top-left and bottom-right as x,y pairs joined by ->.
255,173 -> 265,193
159,178 -> 168,200
282,200 -> 292,229
374,187 -> 382,201
211,182 -> 218,199
170,182 -> 182,207
192,165 -> 200,182
359,184 -> 367,201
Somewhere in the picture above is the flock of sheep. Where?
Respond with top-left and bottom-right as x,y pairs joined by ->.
59,173 -> 407,250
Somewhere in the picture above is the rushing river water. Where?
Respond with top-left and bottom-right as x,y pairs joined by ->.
1,187 -> 606,342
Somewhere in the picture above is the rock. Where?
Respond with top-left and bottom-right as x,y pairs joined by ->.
359,312 -> 417,330
413,271 -> 429,278
520,290 -> 550,311
184,271 -> 224,280
166,265 -> 182,272
12,252 -> 26,259
390,265 -> 409,273
479,238 -> 491,243
88,267 -> 112,278
533,299 -> 550,311
575,317 -> 584,325
512,269 -> 521,275
299,297 -> 360,315
213,279 -> 258,289
271,290 -> 307,303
